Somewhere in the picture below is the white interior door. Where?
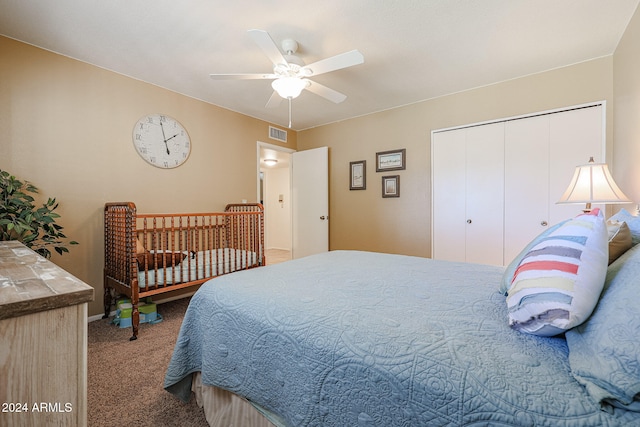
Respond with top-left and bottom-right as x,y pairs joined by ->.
291,147 -> 329,259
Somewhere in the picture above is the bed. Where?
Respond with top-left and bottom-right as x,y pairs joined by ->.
103,202 -> 264,340
164,210 -> 640,426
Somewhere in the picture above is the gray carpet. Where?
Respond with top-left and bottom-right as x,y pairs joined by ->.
87,297 -> 209,426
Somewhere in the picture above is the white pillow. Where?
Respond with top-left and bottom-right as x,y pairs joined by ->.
506,209 -> 608,336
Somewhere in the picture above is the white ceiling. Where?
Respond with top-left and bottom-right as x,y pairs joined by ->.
1,0 -> 638,131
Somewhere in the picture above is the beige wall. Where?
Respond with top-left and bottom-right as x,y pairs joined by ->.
298,57 -> 615,258
4,7 -> 640,318
0,36 -> 296,317
614,5 -> 640,205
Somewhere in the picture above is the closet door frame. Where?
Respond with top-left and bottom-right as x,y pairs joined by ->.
431,100 -> 606,265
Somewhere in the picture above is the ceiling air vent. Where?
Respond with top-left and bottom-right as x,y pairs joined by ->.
269,126 -> 287,143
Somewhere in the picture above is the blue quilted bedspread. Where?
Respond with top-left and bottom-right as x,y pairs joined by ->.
164,250 -> 638,426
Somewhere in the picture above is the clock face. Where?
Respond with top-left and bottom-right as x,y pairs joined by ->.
132,114 -> 191,169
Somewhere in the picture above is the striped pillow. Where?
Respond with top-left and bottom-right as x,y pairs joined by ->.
506,209 -> 608,336
499,219 -> 569,295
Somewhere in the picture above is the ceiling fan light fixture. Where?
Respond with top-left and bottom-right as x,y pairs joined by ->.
272,77 -> 308,99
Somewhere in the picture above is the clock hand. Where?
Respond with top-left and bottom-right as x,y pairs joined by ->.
159,121 -> 170,154
165,134 -> 178,143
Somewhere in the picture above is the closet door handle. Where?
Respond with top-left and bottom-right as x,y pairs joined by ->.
466,219 -> 472,224
541,221 -> 548,226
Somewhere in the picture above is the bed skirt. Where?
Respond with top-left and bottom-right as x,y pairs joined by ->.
192,373 -> 280,427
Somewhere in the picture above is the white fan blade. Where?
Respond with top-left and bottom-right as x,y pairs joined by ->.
304,79 -> 347,103
248,29 -> 288,66
209,73 -> 277,80
301,50 -> 364,77
265,91 -> 282,108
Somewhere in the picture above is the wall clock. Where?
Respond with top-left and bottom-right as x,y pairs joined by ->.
132,114 -> 191,168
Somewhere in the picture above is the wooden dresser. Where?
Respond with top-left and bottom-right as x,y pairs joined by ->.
0,241 -> 93,427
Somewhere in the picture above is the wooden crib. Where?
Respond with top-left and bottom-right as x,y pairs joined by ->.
103,202 -> 265,340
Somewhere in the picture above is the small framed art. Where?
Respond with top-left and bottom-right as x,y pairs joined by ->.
350,160 -> 366,190
376,149 -> 406,172
382,175 -> 400,198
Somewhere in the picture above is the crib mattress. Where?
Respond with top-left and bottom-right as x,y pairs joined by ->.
137,248 -> 258,287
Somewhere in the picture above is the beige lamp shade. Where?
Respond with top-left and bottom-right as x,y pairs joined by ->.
557,157 -> 631,211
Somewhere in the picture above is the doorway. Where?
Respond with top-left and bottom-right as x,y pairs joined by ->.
257,142 -> 294,260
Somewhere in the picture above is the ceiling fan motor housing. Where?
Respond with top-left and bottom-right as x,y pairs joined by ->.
281,38 -> 298,54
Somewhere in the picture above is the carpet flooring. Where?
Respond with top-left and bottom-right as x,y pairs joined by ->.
87,297 -> 209,427
87,250 -> 291,426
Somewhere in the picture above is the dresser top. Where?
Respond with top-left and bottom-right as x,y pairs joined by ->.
0,241 -> 94,320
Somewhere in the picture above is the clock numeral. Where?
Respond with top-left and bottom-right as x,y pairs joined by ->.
135,133 -> 142,141
159,115 -> 167,123
149,156 -> 157,164
146,117 -> 154,124
163,161 -> 169,168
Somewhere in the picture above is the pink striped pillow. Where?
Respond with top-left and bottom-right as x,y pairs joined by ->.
506,209 -> 608,336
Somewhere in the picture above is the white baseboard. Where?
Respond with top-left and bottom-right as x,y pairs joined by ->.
87,290 -> 197,323
88,311 -> 115,323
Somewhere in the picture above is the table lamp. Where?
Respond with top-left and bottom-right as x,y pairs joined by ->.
557,157 -> 631,212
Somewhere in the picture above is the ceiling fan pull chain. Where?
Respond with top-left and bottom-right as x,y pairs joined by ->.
288,97 -> 292,128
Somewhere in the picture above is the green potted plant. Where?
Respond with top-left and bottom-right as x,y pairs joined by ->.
0,169 -> 78,258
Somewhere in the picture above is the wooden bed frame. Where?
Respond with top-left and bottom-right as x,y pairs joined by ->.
103,202 -> 264,340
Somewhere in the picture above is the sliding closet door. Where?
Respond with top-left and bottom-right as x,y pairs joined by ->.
432,130 -> 466,262
504,115 -> 550,264
433,103 -> 605,267
549,105 -> 604,225
465,123 -> 504,265
432,123 -> 504,265
503,105 -> 604,263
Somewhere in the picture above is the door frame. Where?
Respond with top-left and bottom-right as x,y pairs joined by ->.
256,141 -> 296,202
256,141 -> 296,250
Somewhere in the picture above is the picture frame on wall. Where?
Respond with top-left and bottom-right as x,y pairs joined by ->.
382,175 -> 400,198
350,160 -> 366,190
376,149 -> 406,172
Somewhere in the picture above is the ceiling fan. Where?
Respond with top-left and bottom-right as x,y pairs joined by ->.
209,29 -> 364,127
